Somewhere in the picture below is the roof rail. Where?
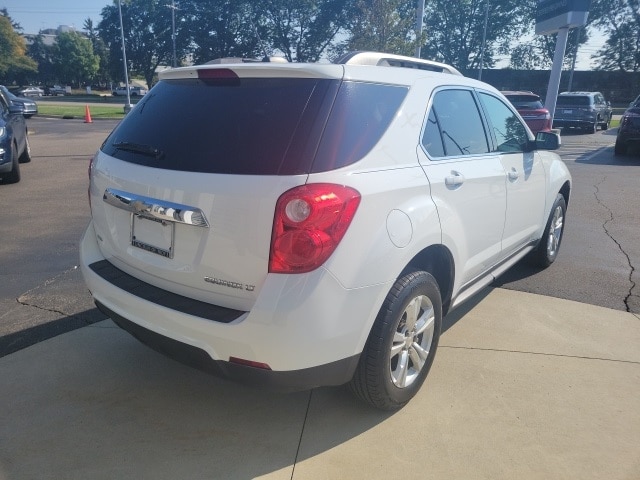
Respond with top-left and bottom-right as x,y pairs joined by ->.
335,51 -> 462,76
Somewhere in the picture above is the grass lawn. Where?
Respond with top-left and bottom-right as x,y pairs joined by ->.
37,103 -> 126,119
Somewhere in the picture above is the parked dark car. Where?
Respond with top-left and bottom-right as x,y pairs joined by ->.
44,85 -> 68,96
615,96 -> 640,156
0,93 -> 31,184
552,91 -> 612,134
0,85 -> 37,118
503,91 -> 552,134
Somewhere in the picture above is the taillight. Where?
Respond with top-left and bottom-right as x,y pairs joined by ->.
269,184 -> 361,274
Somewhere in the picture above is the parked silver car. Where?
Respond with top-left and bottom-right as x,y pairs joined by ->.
0,86 -> 37,118
17,86 -> 44,98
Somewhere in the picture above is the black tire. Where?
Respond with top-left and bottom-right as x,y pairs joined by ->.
600,116 -> 610,131
529,194 -> 566,268
2,145 -> 21,184
585,122 -> 597,134
614,139 -> 626,156
19,133 -> 31,163
349,271 -> 442,410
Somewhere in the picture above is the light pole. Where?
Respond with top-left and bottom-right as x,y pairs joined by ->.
478,0 -> 489,80
415,0 -> 425,58
166,0 -> 178,68
117,0 -> 132,113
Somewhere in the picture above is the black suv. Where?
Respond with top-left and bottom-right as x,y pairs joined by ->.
553,91 -> 612,134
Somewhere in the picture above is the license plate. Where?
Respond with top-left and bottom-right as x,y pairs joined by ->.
131,215 -> 174,258
563,109 -> 573,114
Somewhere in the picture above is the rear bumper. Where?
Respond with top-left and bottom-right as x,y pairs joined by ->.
80,221 -> 388,391
521,118 -> 551,135
97,300 -> 359,392
552,119 -> 595,129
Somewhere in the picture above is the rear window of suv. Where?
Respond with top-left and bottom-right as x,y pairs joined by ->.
557,96 -> 590,106
101,77 -> 407,175
505,95 -> 544,110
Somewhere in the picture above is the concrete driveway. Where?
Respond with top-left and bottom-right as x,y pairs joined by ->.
1,288 -> 638,480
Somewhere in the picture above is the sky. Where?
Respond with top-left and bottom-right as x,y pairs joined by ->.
2,0 -> 106,34
4,0 -> 605,70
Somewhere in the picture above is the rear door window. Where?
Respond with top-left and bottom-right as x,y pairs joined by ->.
422,89 -> 489,158
312,81 -> 408,172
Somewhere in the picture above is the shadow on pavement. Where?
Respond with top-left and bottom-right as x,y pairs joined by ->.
0,322 -> 394,479
0,307 -> 106,358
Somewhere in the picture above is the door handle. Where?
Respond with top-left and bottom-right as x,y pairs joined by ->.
445,171 -> 464,187
508,168 -> 519,182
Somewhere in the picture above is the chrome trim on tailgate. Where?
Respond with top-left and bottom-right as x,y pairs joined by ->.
103,188 -> 209,227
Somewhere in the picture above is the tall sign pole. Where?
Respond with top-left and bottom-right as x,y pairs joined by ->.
544,27 -> 569,122
536,0 -> 591,125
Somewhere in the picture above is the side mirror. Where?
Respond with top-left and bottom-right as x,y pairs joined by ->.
534,131 -> 561,151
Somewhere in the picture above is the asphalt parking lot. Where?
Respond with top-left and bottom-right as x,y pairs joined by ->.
1,117 -> 636,353
0,118 -> 639,479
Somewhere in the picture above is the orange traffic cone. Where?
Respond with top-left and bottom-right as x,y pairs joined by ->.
84,104 -> 93,123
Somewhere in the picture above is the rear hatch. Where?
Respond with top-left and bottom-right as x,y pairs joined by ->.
555,95 -> 593,120
505,94 -> 550,132
89,63 -> 406,311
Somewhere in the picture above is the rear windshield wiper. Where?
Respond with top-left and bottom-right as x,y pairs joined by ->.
113,141 -> 165,160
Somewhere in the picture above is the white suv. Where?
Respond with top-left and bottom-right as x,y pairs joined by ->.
81,52 -> 571,410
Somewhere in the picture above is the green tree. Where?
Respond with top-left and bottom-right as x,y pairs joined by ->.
422,0 -> 530,71
342,0 -> 418,57
52,31 -> 99,86
84,17 -> 111,86
509,27 -> 590,70
259,0 -> 352,62
180,0 -> 263,64
26,34 -> 56,84
0,8 -> 22,32
99,0 -> 190,88
0,14 -> 38,84
590,0 -> 640,71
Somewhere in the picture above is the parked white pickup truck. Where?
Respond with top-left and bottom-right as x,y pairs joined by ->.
112,85 -> 148,97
